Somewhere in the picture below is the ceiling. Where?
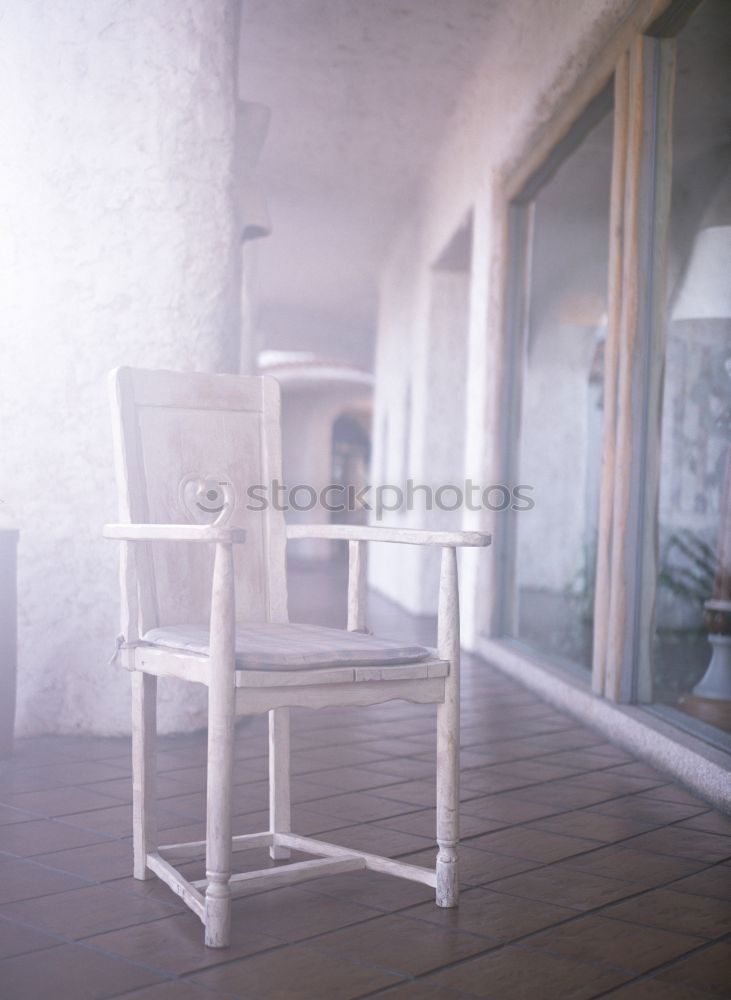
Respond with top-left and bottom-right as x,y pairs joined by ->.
238,0 -> 500,366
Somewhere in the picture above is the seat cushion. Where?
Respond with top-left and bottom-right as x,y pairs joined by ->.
142,622 -> 432,671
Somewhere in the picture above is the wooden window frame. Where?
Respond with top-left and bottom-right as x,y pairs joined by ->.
483,0 -> 703,706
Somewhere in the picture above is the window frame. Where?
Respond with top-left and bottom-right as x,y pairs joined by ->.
483,0 -> 707,707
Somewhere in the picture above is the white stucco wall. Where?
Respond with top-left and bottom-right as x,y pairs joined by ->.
280,377 -> 372,561
369,0 -> 637,644
0,0 -> 242,735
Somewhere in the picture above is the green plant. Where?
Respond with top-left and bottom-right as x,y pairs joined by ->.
658,529 -> 717,613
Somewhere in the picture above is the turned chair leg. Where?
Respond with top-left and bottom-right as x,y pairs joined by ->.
436,546 -> 460,907
204,542 -> 236,948
204,684 -> 235,947
269,707 -> 291,860
436,692 -> 460,907
131,671 -> 157,880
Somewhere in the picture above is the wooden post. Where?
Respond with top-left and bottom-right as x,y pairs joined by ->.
268,707 -> 291,859
436,546 -> 459,907
592,51 -> 629,696
347,539 -> 368,632
205,541 -> 236,948
131,670 -> 157,879
605,35 -> 675,703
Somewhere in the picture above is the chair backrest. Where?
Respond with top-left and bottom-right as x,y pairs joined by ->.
110,367 -> 288,634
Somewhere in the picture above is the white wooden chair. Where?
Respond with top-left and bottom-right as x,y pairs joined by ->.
104,367 -> 490,947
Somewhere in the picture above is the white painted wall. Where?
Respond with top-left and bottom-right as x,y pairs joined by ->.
280,378 -> 372,561
0,0 -> 242,735
369,0 -> 636,646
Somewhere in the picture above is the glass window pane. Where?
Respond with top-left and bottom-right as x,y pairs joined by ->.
514,106 -> 614,672
653,0 -> 731,732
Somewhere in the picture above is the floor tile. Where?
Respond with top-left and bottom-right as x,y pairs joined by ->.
656,940 -> 731,994
293,765 -> 403,794
488,865 -> 640,910
368,780 -> 440,807
0,881 -> 182,938
481,758 -> 580,783
0,914 -> 63,959
104,872 -> 197,905
557,845 -> 706,887
0,768 -> 67,795
677,811 -> 731,837
561,771 -> 666,797
115,982 -> 225,1000
402,845 -> 538,886
0,818 -> 110,858
466,826 -> 598,863
530,809 -> 656,843
503,781 -> 628,810
304,791 -> 420,824
402,886 -> 576,941
360,757 -> 436,781
638,786 -> 710,808
379,807 -> 503,840
16,760 -> 129,787
668,865 -> 731,902
461,793 -> 564,824
303,869 -> 435,911
315,822 -> 434,857
0,942 -> 164,999
427,942 -> 631,998
0,805 -> 38,827
368,982 -> 471,998
538,749 -> 635,772
599,886 -> 731,939
192,942 -> 403,998
622,826 -> 731,863
309,911 -> 492,976
459,768 -> 546,796
82,774 -> 191,803
86,910 -> 280,975
590,797 -> 708,826
294,744 -> 391,770
0,857 -> 90,904
523,913 -> 704,973
58,802 -> 195,838
230,884 -> 380,941
600,978 -> 719,998
604,762 -> 667,781
2,786 -> 122,818
31,839 -> 133,881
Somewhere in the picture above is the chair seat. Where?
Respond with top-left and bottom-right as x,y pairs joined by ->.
143,622 -> 432,671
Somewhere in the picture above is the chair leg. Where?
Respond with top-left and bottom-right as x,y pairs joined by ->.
436,546 -> 460,908
204,678 -> 235,948
131,671 -> 157,880
269,707 -> 291,860
436,693 -> 460,907
204,542 -> 236,949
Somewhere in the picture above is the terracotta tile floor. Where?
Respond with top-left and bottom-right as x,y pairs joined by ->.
1,560 -> 730,999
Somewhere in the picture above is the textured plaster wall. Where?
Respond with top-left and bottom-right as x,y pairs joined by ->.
369,0 -> 638,642
281,381 -> 372,561
0,0 -> 242,734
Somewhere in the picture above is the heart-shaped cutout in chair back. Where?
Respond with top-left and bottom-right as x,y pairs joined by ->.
179,474 -> 235,525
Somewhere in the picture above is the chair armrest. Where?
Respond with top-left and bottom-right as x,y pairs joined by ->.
286,524 -> 490,548
104,523 -> 246,544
